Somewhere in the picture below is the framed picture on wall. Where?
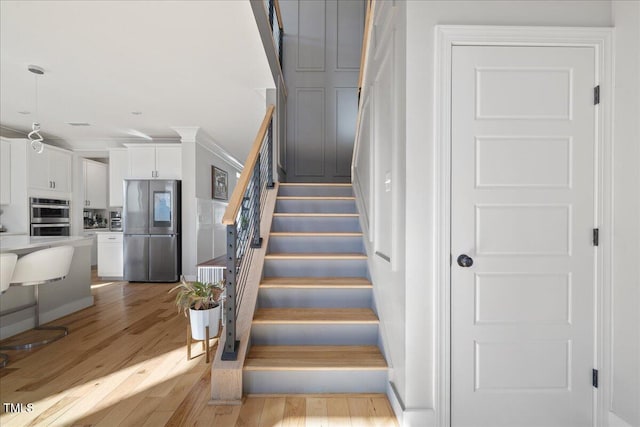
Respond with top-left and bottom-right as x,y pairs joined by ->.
212,166 -> 228,200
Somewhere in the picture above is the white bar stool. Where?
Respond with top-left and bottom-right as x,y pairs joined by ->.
0,253 -> 18,367
0,246 -> 74,350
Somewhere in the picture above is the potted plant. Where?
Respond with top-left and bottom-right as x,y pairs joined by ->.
169,277 -> 226,341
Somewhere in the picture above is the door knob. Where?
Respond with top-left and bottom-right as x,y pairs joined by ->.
457,254 -> 473,267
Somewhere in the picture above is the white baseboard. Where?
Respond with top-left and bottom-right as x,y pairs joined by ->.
387,381 -> 405,425
403,408 -> 436,427
609,411 -> 635,427
0,296 -> 94,340
386,381 -> 437,427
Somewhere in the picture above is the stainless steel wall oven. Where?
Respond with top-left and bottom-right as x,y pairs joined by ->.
30,198 -> 71,236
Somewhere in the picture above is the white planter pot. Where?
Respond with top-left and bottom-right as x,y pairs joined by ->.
189,304 -> 220,341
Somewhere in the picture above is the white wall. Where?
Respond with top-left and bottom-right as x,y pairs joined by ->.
405,0 -> 612,416
177,128 -> 243,280
356,1 -> 622,424
353,0 -> 407,415
195,142 -> 240,264
609,2 -> 640,426
181,137 -> 198,280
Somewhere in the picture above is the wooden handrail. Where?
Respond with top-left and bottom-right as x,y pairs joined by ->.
274,0 -> 284,30
357,0 -> 375,93
222,105 -> 276,225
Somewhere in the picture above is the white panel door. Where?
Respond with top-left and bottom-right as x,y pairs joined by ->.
451,46 -> 596,427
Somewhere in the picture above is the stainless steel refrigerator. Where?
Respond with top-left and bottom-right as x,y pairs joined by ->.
123,180 -> 181,282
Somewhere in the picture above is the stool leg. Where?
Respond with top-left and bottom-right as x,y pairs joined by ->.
34,284 -> 40,327
0,284 -> 68,351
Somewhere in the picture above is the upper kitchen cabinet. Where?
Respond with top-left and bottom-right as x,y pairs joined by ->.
1,139 -> 11,204
155,145 -> 182,179
83,159 -> 107,209
109,149 -> 128,207
127,144 -> 181,180
28,144 -> 72,195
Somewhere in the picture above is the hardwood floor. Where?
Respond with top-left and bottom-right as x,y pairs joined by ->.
0,271 -> 397,426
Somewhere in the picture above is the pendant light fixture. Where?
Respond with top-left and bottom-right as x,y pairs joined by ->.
27,64 -> 45,154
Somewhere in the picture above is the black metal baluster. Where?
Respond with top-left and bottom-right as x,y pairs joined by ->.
267,120 -> 274,188
279,28 -> 283,71
250,157 -> 263,248
268,0 -> 274,30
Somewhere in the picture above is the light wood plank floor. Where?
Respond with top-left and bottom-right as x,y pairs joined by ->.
0,271 -> 397,426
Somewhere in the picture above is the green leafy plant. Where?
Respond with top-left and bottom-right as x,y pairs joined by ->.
169,276 -> 226,316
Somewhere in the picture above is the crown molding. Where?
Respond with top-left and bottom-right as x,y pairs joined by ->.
196,132 -> 244,172
171,126 -> 244,171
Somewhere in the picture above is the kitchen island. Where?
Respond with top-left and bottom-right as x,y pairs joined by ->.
0,235 -> 94,339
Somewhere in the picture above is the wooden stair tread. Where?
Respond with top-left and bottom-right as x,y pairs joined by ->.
270,232 -> 363,237
278,183 -> 352,187
244,345 -> 387,370
265,253 -> 367,260
273,213 -> 359,217
253,308 -> 378,324
260,277 -> 372,289
277,196 -> 355,200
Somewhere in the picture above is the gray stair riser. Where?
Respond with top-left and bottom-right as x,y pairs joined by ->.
271,216 -> 361,233
268,235 -> 364,253
243,370 -> 387,394
264,259 -> 367,278
275,199 -> 357,213
251,324 -> 378,345
278,186 -> 353,197
258,287 -> 371,308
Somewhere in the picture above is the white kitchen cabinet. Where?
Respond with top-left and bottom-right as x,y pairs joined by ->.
154,146 -> 182,179
109,149 -> 128,207
128,146 -> 156,179
83,159 -> 107,209
1,139 -> 11,204
127,144 -> 181,180
98,232 -> 123,277
28,144 -> 72,194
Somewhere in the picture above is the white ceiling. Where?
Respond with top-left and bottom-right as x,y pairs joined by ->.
0,0 -> 274,162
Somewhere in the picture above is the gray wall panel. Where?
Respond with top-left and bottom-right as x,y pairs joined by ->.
337,0 -> 365,70
297,0 -> 326,71
282,0 -> 364,182
294,88 -> 325,176
335,87 -> 358,176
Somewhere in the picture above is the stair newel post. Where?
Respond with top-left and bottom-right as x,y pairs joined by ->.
222,224 -> 239,360
267,119 -> 274,188
250,156 -> 263,248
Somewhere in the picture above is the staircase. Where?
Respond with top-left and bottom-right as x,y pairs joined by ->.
243,183 -> 387,393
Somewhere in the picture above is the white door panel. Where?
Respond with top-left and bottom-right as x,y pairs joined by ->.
451,46 -> 596,427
